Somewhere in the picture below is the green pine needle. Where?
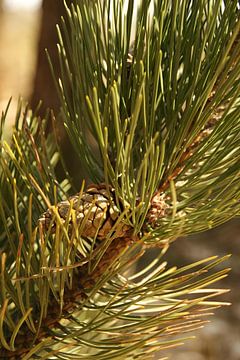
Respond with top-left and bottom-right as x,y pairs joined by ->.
53,0 -> 240,238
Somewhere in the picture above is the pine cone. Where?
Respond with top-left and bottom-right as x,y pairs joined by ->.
145,192 -> 170,228
39,184 -> 131,240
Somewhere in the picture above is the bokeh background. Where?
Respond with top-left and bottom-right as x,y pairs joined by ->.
0,1 -> 239,359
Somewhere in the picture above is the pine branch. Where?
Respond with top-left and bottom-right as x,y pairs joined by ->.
0,104 -> 232,358
0,0 -> 240,358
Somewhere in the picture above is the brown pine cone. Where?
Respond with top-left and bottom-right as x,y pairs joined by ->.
39,184 -> 131,240
145,192 -> 170,228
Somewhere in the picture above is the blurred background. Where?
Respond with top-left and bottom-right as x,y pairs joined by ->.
0,0 -> 41,118
0,1 -> 239,359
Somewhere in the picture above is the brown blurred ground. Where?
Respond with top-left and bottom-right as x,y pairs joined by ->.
0,6 -> 239,360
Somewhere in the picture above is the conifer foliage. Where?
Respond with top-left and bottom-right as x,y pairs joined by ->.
0,1 -> 239,358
